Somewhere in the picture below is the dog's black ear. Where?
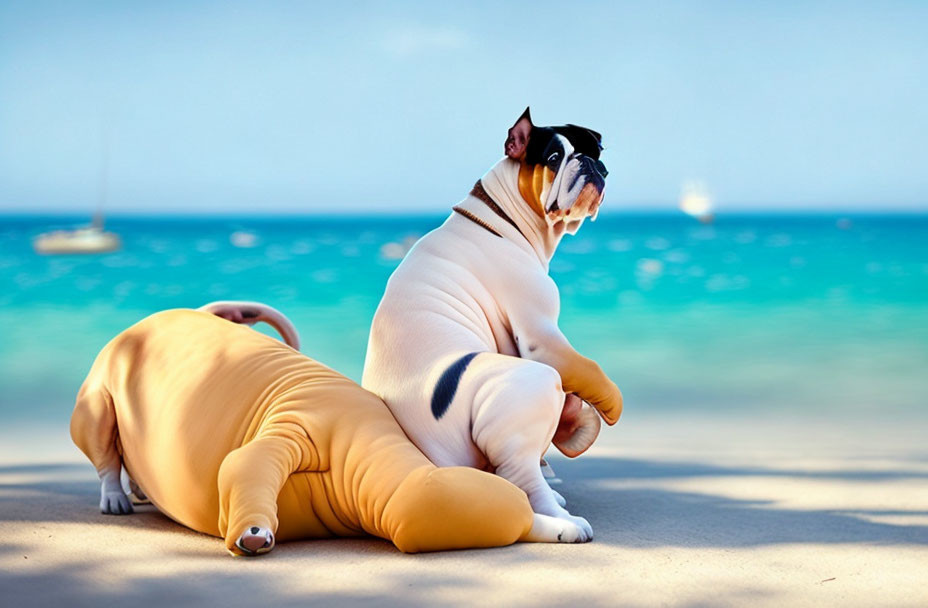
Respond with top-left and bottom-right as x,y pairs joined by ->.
505,107 -> 533,160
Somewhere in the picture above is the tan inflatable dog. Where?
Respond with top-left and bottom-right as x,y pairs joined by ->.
70,307 -> 585,557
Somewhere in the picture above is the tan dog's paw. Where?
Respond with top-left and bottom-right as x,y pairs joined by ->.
233,526 -> 275,556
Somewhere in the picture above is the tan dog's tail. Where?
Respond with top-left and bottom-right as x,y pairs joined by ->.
199,301 -> 301,350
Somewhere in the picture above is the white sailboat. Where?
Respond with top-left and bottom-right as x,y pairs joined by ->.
32,214 -> 121,255
33,133 -> 121,255
679,180 -> 714,224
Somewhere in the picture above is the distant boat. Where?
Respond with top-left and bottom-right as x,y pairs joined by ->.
679,180 -> 714,224
33,215 -> 121,255
33,128 -> 121,255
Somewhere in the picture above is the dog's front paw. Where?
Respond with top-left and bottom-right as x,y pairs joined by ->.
564,514 -> 593,543
232,526 -> 275,557
99,490 -> 133,515
525,513 -> 594,544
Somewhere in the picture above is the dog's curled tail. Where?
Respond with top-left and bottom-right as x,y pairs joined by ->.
199,300 -> 301,351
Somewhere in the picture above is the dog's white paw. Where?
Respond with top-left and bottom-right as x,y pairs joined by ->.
525,513 -> 594,544
552,489 -> 567,508
99,489 -> 133,515
234,526 -> 275,556
552,515 -> 593,543
565,514 -> 593,542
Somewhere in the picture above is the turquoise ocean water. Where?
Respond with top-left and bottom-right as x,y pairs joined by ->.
1,213 -> 926,427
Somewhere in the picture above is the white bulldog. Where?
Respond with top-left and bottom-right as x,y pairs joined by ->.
362,108 -> 623,541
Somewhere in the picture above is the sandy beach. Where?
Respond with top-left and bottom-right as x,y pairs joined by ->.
2,411 -> 926,607
3,0 -> 927,604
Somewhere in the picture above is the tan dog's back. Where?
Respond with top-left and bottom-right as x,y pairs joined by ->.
81,309 -> 307,532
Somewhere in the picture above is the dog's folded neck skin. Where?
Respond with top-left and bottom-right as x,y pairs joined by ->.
455,107 -> 606,267
472,161 -> 562,266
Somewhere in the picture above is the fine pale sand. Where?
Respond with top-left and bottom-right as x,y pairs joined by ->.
1,411 -> 926,607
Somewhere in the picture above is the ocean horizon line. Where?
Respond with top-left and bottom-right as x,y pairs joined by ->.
3,209 -> 928,222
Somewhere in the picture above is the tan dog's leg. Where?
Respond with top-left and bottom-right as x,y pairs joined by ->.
217,434 -> 306,556
70,381 -> 133,515
383,466 -> 535,552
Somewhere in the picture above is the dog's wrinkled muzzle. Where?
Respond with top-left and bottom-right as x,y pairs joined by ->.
578,156 -> 607,194
547,182 -> 604,222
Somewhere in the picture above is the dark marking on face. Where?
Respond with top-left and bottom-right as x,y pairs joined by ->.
431,352 -> 479,420
525,124 -> 604,167
569,155 -> 608,193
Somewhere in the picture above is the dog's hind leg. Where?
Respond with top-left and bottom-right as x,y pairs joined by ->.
70,381 -> 133,515
469,357 -> 592,542
217,433 -> 307,556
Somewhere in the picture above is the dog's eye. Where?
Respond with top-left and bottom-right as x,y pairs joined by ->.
546,152 -> 561,169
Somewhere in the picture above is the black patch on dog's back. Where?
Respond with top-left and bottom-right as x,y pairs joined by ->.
431,352 -> 479,420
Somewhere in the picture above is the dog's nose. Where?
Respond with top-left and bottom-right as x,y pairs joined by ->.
580,157 -> 606,192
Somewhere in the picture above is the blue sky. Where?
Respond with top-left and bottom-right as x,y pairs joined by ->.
1,1 -> 926,214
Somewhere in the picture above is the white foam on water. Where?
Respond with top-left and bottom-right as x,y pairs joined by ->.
311,269 -> 337,283
637,258 -> 664,276
734,231 -> 757,244
765,233 -> 792,247
230,231 -> 258,248
265,245 -> 291,262
662,249 -> 690,264
290,240 -> 315,255
195,239 -> 219,253
690,227 -> 716,241
645,237 -> 671,251
607,238 -> 633,252
561,239 -> 595,254
112,281 -> 135,298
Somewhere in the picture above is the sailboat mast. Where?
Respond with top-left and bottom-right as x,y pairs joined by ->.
94,128 -> 110,229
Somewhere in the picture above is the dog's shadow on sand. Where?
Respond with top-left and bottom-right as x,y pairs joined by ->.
1,457 -> 926,550
551,454 -> 928,548
1,459 -> 927,606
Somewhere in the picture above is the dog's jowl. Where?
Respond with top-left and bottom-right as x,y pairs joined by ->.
363,108 -> 623,543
